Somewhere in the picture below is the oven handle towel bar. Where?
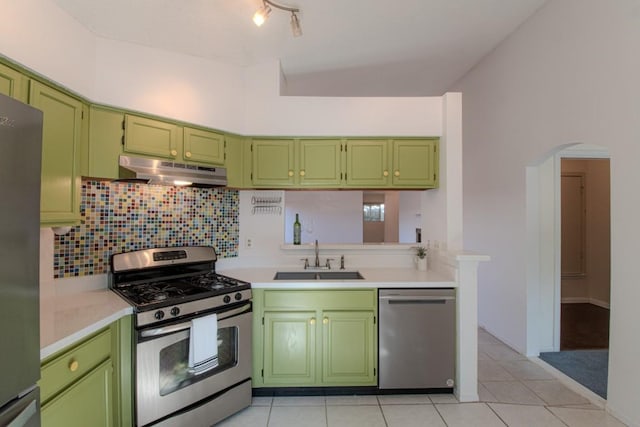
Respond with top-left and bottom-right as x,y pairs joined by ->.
140,303 -> 251,338
379,295 -> 455,305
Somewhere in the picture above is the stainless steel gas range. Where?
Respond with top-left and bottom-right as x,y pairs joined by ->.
110,246 -> 252,427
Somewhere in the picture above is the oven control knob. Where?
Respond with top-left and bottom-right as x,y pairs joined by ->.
223,295 -> 231,304
154,310 -> 165,320
235,292 -> 243,301
170,307 -> 180,317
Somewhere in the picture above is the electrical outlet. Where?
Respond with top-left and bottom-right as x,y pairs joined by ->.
246,238 -> 252,248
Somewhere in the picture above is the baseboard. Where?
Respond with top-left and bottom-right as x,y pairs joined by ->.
561,297 -> 610,309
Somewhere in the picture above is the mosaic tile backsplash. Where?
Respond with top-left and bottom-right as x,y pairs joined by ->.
54,180 -> 239,278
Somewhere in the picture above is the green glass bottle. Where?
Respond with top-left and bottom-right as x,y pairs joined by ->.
293,213 -> 301,245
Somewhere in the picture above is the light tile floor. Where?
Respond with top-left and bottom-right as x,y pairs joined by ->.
216,329 -> 626,426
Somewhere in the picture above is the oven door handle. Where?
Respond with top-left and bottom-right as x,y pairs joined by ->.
140,303 -> 251,338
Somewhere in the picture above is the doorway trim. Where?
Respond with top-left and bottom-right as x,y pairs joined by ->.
525,143 -> 610,356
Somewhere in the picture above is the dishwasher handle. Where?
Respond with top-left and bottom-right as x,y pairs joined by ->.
380,295 -> 455,304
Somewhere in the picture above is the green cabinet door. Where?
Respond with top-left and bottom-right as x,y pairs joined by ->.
183,127 -> 225,165
41,359 -> 113,427
0,62 -> 28,102
298,139 -> 343,187
225,134 -> 245,188
30,81 -> 83,226
345,140 -> 389,187
392,139 -> 439,187
123,114 -> 180,159
251,139 -> 295,187
263,311 -> 316,385
322,311 -> 376,385
88,107 -> 125,179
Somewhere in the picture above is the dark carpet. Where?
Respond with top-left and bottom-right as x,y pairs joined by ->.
539,349 -> 608,399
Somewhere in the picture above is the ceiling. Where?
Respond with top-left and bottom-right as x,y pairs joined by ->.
52,0 -> 547,96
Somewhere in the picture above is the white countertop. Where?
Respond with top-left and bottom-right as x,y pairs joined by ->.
218,267 -> 456,289
40,288 -> 133,360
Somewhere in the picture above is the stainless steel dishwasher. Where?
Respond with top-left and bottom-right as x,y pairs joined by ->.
378,288 -> 456,390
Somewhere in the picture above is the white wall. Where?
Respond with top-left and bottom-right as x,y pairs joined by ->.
454,0 -> 640,424
243,61 -> 443,136
92,39 -> 246,132
0,0 -> 96,96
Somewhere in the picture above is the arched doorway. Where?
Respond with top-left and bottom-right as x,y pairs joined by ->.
525,143 -> 610,399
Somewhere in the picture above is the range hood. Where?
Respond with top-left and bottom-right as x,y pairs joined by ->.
119,155 -> 227,187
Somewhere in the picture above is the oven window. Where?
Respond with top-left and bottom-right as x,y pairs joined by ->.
158,326 -> 238,396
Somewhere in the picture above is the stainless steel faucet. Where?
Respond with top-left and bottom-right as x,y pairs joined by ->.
314,239 -> 320,268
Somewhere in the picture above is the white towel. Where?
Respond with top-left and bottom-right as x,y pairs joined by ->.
188,313 -> 218,373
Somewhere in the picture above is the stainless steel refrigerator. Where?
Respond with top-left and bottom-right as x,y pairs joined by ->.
0,94 -> 43,426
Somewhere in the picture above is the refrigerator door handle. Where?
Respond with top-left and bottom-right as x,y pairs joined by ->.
7,399 -> 37,427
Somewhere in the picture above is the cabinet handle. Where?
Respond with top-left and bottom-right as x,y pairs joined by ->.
383,170 -> 389,177
185,151 -> 192,158
300,170 -> 305,177
394,170 -> 400,177
170,150 -> 178,157
288,170 -> 294,177
309,318 -> 316,325
323,317 -> 329,324
68,359 -> 79,372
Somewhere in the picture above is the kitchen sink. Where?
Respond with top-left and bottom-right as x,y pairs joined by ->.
317,271 -> 364,280
273,271 -> 364,280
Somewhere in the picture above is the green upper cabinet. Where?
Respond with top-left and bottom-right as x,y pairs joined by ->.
0,62 -> 28,102
30,81 -> 84,226
88,107 -> 125,180
345,139 -> 389,187
251,139 -> 296,187
183,127 -> 225,165
251,138 -> 344,188
123,114 -> 181,159
298,139 -> 343,187
224,134 -> 246,188
392,138 -> 439,187
344,138 -> 440,189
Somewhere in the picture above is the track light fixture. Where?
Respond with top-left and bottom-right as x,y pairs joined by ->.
253,0 -> 302,37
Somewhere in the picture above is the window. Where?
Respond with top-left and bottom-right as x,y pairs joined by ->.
363,203 -> 384,222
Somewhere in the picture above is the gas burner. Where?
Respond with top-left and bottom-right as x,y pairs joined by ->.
154,292 -> 168,301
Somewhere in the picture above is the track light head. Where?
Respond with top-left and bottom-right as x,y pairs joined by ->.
290,12 -> 302,37
252,3 -> 272,27
253,0 -> 302,37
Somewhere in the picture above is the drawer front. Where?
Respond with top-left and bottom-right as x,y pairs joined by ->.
263,290 -> 377,310
40,328 -> 112,403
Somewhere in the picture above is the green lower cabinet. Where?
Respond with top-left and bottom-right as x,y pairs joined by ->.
322,311 -> 376,384
41,360 -> 113,427
263,311 -> 317,385
40,316 -> 132,427
254,289 -> 377,388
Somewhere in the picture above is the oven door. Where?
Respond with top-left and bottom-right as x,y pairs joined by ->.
135,302 -> 251,427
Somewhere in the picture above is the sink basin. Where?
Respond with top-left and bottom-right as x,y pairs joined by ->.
317,271 -> 364,280
273,271 -> 364,280
273,271 -> 319,280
